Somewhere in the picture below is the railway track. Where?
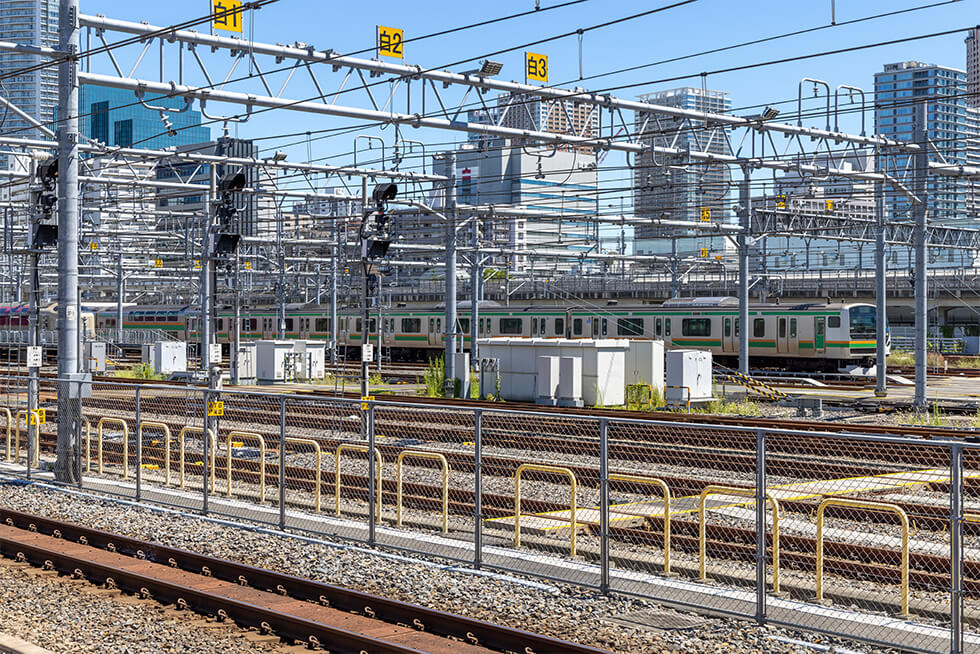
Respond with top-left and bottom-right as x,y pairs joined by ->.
21,432 -> 980,602
0,507 -> 609,654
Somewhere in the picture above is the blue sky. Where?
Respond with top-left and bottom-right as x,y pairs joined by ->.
80,0 -> 976,233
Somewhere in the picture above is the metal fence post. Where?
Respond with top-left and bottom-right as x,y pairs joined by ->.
202,389 -> 209,516
755,428 -> 767,624
135,387 -> 141,501
599,418 -> 610,594
74,379 -> 82,488
367,403 -> 376,546
279,396 -> 286,531
951,443 -> 963,654
474,408 -> 482,569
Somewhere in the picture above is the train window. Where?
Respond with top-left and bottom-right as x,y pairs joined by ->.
285,318 -> 294,331
458,318 -> 470,333
532,318 -> 538,335
828,316 -> 841,328
778,319 -> 786,338
617,318 -> 643,336
735,319 -> 740,337
500,318 -> 523,334
540,318 -> 547,334
665,318 -> 671,336
429,318 -> 434,332
249,318 -> 258,331
315,318 -> 330,332
754,319 -> 764,337
167,314 -> 178,322
573,318 -> 583,336
682,318 -> 711,337
436,318 -> 442,332
724,319 -> 731,337
790,319 -> 797,338
369,319 -> 377,332
401,318 -> 421,333
601,318 -> 608,336
655,318 -> 662,336
356,318 -> 362,332
555,318 -> 564,336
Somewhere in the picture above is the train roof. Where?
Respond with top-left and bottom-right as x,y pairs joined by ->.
660,297 -> 739,308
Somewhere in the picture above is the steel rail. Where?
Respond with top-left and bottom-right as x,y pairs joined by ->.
0,508 -> 610,654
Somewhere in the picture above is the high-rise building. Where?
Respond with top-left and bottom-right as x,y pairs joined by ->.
967,28 -> 979,108
467,91 -> 597,154
874,61 -> 976,224
79,85 -> 211,150
0,0 -> 59,164
632,87 -> 732,257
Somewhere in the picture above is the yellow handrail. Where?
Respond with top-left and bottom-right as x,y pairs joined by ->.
816,497 -> 909,616
699,485 -> 781,594
138,422 -> 171,485
335,443 -> 381,519
515,464 -> 578,557
610,473 -> 671,574
665,385 -> 691,411
176,426 -> 217,491
285,437 -> 322,512
96,417 -> 129,478
82,418 -> 91,472
225,431 -> 265,502
14,410 -> 40,466
396,450 -> 449,533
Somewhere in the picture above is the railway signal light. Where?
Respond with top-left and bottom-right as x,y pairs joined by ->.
31,157 -> 59,249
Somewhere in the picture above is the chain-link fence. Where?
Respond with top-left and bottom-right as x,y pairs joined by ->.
0,374 -> 976,654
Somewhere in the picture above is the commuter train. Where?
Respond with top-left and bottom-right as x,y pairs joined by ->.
92,297 -> 888,371
0,303 -> 98,335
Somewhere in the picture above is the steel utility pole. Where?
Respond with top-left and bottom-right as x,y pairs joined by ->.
330,216 -> 338,365
874,141 -> 887,398
360,177 -> 370,405
231,247 -> 240,385
54,0 -> 80,482
444,153 -> 457,397
200,168 -> 215,372
115,252 -> 124,344
737,166 -> 751,375
470,216 -> 480,368
912,101 -> 929,412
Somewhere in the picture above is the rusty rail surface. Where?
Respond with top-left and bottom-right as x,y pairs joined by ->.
0,507 -> 610,654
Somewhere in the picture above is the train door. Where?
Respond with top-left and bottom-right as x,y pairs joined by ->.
564,310 -> 573,338
722,317 -> 735,353
788,318 -> 799,354
299,317 -> 311,339
777,317 -> 788,353
428,316 -> 442,347
814,317 -> 826,354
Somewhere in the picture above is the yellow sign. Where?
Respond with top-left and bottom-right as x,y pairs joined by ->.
825,199 -> 834,213
699,248 -> 708,258
360,395 -> 375,411
89,242 -> 98,251
154,259 -> 163,268
212,0 -> 242,33
193,260 -> 201,270
29,409 -> 45,425
244,261 -> 252,270
526,52 -> 548,82
776,195 -> 786,209
377,25 -> 403,59
700,207 -> 711,222
207,400 -> 224,417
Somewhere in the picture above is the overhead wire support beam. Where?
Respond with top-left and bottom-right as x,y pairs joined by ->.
78,13 -> 922,154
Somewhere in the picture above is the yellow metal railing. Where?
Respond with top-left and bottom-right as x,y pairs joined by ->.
816,497 -> 909,616
82,418 -> 92,472
699,485 -> 781,594
225,431 -> 265,502
610,473 -> 671,574
515,464 -> 578,557
96,417 -> 129,478
396,450 -> 449,533
176,426 -> 217,491
285,437 -> 322,512
14,410 -> 40,466
138,422 -> 171,485
665,385 -> 691,411
335,443 -> 381,519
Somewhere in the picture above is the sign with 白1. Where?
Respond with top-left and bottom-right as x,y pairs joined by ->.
27,346 -> 42,368
362,344 -> 374,363
209,343 -> 222,364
